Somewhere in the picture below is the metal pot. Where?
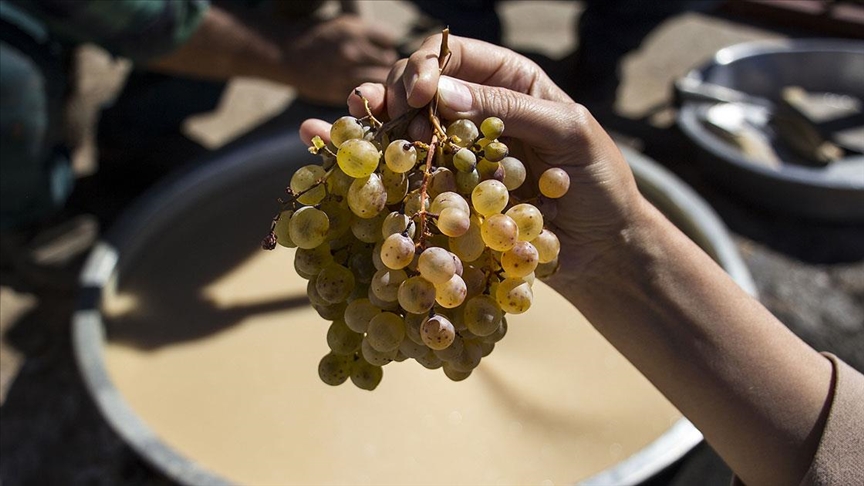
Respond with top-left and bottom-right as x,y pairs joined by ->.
73,135 -> 754,486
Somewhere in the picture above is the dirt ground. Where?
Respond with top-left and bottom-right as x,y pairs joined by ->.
1,1 -> 862,485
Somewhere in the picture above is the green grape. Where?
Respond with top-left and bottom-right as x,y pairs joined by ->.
349,248 -> 377,284
461,264 -> 487,299
318,352 -> 353,386
381,211 -> 415,240
429,167 -> 456,199
418,247 -> 457,284
337,138 -> 380,178
448,340 -> 483,373
496,278 -> 534,314
316,263 -> 355,304
343,298 -> 380,333
433,334 -> 464,362
506,203 -> 544,242
380,233 -> 416,270
294,244 -> 333,277
330,116 -> 364,148
443,362 -> 472,382
501,241 -> 539,278
314,301 -> 347,321
431,191 -> 470,215
327,318 -> 362,355
350,358 -> 383,391
483,141 -> 508,162
447,119 -> 479,148
381,166 -> 409,205
347,173 -> 387,219
289,206 -> 330,249
532,229 -> 560,263
500,156 -> 526,191
290,164 -> 327,205
399,336 -> 429,359
534,257 -> 560,279
351,211 -> 385,243
371,241 -> 385,270
404,312 -> 426,345
464,295 -> 503,336
471,179 -> 509,216
368,285 -> 399,311
455,169 -> 480,195
481,213 -> 518,252
436,207 -> 470,237
361,337 -> 397,366
480,116 -> 505,140
403,189 -> 429,217
397,276 -> 437,314
476,159 -> 505,183
452,148 -> 477,172
435,274 -> 467,308
326,165 -> 354,197
538,167 -> 571,198
319,198 -> 352,240
420,314 -> 456,350
480,317 -> 508,344
449,216 -> 485,262
366,312 -> 406,352
329,229 -> 356,252
415,349 -> 443,370
478,341 -> 495,357
384,139 -> 418,173
370,268 -> 407,303
273,210 -> 296,248
306,275 -> 329,306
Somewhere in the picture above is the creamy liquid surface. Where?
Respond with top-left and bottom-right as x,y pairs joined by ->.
104,247 -> 680,486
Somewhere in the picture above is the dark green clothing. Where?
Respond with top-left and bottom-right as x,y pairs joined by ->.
0,0 -> 209,228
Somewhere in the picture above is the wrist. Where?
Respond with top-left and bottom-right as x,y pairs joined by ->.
544,196 -> 663,299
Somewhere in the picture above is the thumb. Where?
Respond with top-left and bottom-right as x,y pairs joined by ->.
436,76 -> 586,150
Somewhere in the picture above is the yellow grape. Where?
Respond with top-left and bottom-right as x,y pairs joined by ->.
289,206 -> 330,249
496,278 -> 533,314
330,116 -> 364,148
501,241 -> 539,278
532,229 -> 561,263
481,213 -> 518,252
538,167 -> 570,198
471,179 -> 509,216
506,203 -> 544,241
337,139 -> 380,178
347,173 -> 387,218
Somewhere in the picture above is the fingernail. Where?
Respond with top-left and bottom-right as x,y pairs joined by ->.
437,76 -> 473,113
406,73 -> 419,99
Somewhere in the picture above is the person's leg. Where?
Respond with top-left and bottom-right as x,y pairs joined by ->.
0,41 -> 70,230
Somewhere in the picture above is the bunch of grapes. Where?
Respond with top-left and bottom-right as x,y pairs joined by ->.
263,36 -> 569,390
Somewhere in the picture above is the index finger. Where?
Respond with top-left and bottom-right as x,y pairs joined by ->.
403,34 -> 571,109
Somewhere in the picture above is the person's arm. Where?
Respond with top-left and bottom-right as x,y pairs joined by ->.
148,7 -> 397,105
14,0 -> 397,106
547,199 -> 832,486
300,34 -> 856,486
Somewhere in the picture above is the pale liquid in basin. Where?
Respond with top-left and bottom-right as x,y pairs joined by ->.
100,171 -> 681,486
104,250 -> 680,486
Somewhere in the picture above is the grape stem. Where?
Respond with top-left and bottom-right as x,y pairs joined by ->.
415,30 -> 452,251
354,89 -> 382,129
279,166 -> 336,209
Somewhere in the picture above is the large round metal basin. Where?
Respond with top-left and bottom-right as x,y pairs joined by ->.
73,134 -> 754,486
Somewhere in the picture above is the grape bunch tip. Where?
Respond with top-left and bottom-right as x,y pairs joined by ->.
264,33 -> 569,391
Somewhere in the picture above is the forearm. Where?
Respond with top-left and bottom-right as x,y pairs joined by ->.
549,196 -> 832,486
146,6 -> 294,84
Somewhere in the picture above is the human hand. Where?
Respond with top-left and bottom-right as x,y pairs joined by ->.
300,34 -> 649,281
281,15 -> 398,106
